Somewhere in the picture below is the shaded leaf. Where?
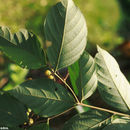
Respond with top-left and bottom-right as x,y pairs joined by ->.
77,52 -> 97,101
29,123 -> 49,130
95,46 -> 130,113
68,61 -> 79,95
103,117 -> 130,130
9,78 -> 75,117
9,127 -> 23,130
44,0 -> 87,71
63,109 -> 112,130
0,26 -> 45,69
0,93 -> 27,127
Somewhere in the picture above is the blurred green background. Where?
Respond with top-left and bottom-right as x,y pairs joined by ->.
0,0 -> 130,90
0,0 -> 124,49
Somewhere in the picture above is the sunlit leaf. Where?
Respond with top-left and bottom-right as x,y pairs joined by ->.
77,52 -> 97,101
44,0 -> 87,71
95,46 -> 130,113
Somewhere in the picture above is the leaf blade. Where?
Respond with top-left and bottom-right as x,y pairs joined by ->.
0,92 -> 27,127
68,61 -> 79,95
44,0 -> 87,71
9,78 -> 75,117
103,117 -> 130,130
77,52 -> 98,101
63,110 -> 112,130
0,26 -> 45,69
95,46 -> 130,113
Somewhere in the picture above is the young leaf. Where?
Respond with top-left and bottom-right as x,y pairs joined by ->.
9,78 -> 75,117
95,46 -> 130,113
44,0 -> 87,71
77,52 -> 97,101
68,61 -> 79,95
63,109 -> 112,130
103,117 -> 130,130
0,92 -> 27,127
0,26 -> 45,69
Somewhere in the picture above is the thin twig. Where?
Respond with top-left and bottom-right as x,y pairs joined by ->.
64,72 -> 69,81
53,71 -> 80,103
49,106 -> 75,120
79,103 -> 130,118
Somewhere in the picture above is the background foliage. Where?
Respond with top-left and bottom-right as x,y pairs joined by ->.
0,0 -> 123,49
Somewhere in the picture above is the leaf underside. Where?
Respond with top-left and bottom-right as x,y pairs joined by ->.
9,78 -> 75,117
103,117 -> 130,130
95,46 -> 130,113
0,26 -> 45,69
63,109 -> 112,130
44,0 -> 87,71
77,52 -> 97,101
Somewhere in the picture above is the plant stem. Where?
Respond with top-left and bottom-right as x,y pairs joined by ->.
79,103 -> 130,118
49,106 -> 75,120
53,71 -> 80,103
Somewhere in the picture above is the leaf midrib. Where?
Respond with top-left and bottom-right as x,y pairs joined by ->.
99,51 -> 129,110
55,3 -> 68,72
13,88 -> 73,103
90,115 -> 113,129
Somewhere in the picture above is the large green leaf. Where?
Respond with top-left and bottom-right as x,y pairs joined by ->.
63,109 -> 112,130
44,0 -> 87,71
0,26 -> 45,69
77,52 -> 97,101
0,92 -> 27,127
95,46 -> 130,113
68,61 -> 79,95
9,78 -> 75,117
103,117 -> 130,130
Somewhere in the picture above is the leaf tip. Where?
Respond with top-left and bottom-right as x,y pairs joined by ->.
61,0 -> 72,8
96,45 -> 101,51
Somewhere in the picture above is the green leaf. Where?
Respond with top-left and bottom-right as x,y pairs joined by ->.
0,26 -> 45,69
68,61 -> 79,95
0,93 -> 27,127
77,52 -> 97,101
103,117 -> 130,130
95,46 -> 130,113
9,78 -> 75,117
63,109 -> 112,130
44,0 -> 87,71
9,127 -> 23,130
29,123 -> 49,130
